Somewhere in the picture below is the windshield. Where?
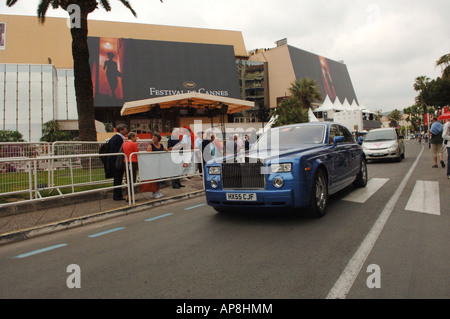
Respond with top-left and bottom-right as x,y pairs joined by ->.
364,130 -> 396,142
253,125 -> 326,150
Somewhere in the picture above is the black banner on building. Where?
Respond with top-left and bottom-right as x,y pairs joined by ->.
288,46 -> 358,104
88,37 -> 241,107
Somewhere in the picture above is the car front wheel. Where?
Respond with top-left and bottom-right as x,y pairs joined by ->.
353,159 -> 368,188
308,169 -> 328,218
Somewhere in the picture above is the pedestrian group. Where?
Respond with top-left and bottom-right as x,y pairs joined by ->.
103,124 -> 254,202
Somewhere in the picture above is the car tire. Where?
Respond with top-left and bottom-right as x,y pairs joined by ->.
308,169 -> 328,218
353,159 -> 368,188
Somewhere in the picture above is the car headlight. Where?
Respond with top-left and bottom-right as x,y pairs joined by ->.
211,179 -> 218,189
208,166 -> 221,175
388,143 -> 398,151
271,163 -> 292,173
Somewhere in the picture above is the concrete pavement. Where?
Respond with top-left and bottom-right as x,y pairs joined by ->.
0,176 -> 205,245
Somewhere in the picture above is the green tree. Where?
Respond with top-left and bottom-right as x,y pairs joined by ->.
40,120 -> 75,142
437,53 -> 450,81
270,78 -> 322,127
421,77 -> 450,107
414,75 -> 431,114
270,97 -> 309,128
0,130 -> 24,142
403,104 -> 422,132
387,109 -> 402,128
6,0 -> 162,141
289,78 -> 323,109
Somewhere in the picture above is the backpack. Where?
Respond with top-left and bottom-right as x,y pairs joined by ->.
99,141 -> 110,164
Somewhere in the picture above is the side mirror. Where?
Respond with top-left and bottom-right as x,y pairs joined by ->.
333,136 -> 345,146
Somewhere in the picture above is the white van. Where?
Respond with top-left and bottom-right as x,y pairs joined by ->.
362,128 -> 405,161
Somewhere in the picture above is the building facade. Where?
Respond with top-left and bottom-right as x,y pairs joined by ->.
1,14 -> 363,141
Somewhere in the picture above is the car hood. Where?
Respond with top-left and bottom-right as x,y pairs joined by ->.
363,140 -> 397,148
207,144 -> 325,164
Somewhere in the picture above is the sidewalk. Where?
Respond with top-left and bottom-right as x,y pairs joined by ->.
0,176 -> 205,245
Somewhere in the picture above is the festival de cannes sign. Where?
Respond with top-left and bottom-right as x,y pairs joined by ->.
149,86 -> 230,97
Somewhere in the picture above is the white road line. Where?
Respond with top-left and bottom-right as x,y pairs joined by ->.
405,181 -> 440,215
326,145 -> 424,299
342,178 -> 390,203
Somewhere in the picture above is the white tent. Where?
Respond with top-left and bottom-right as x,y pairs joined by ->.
342,98 -> 358,110
314,95 -> 336,112
333,97 -> 344,111
308,108 -> 319,122
351,100 -> 360,110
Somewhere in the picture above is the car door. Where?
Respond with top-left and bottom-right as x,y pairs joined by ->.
328,124 -> 347,188
339,125 -> 360,178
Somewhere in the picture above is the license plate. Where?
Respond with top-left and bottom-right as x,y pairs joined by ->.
226,193 -> 257,202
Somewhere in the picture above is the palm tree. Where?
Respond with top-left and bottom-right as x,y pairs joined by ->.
413,75 -> 430,116
436,53 -> 450,80
270,78 -> 322,127
289,78 -> 323,109
6,0 -> 162,141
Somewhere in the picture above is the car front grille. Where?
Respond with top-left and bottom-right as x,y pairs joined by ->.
222,162 -> 265,190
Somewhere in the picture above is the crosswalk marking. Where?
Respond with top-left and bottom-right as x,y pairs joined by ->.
405,180 -> 440,215
342,178 -> 390,203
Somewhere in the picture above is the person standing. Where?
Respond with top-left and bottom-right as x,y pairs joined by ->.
109,124 -> 128,201
442,119 -> 450,179
121,131 -> 139,202
145,133 -> 167,199
167,128 -> 185,189
429,117 -> 445,168
201,131 -> 212,164
195,131 -> 204,174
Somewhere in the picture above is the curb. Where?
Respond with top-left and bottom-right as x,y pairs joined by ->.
0,190 -> 205,246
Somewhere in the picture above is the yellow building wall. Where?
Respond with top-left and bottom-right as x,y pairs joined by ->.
249,45 -> 296,109
0,14 -> 248,68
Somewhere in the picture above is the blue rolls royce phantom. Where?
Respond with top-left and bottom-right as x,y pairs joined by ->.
204,122 -> 368,218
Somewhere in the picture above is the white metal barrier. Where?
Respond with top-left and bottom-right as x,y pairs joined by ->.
128,150 -> 204,205
0,142 -> 51,158
0,149 -> 205,208
0,153 -> 129,207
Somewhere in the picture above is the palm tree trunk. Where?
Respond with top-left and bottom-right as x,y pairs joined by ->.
70,12 -> 97,141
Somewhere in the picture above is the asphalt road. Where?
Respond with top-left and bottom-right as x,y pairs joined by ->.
0,140 -> 448,300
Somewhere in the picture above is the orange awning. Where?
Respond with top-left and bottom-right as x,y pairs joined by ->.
120,92 -> 255,116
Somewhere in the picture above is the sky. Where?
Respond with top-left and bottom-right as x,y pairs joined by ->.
2,0 -> 449,113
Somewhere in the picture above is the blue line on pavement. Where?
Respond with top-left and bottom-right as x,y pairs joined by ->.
88,227 -> 126,238
144,213 -> 173,222
184,203 -> 206,210
14,244 -> 68,259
